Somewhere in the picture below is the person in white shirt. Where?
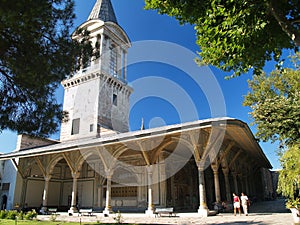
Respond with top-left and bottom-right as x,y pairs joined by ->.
241,192 -> 249,216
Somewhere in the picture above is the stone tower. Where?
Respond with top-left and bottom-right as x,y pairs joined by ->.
60,0 -> 132,141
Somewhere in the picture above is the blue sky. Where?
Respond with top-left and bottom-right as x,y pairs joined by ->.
0,0 -> 280,169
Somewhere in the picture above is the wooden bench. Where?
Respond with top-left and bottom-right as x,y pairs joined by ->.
154,207 -> 176,217
47,208 -> 57,215
78,208 -> 93,216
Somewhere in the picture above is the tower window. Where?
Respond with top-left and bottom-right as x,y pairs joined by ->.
110,45 -> 118,77
71,118 -> 80,135
121,50 -> 126,79
113,94 -> 118,106
2,183 -> 10,191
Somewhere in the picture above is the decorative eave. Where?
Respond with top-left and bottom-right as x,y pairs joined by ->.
0,118 -> 272,170
61,70 -> 133,96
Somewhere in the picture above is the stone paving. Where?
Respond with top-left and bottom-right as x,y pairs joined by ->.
38,198 -> 295,225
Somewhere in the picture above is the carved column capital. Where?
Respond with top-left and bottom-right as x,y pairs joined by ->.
222,167 -> 229,175
44,175 -> 52,182
105,168 -> 114,179
71,171 -> 80,179
211,163 -> 219,172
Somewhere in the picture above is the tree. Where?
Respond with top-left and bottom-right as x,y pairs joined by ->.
0,0 -> 93,137
277,143 -> 300,207
144,0 -> 300,76
243,53 -> 300,145
244,53 -> 300,207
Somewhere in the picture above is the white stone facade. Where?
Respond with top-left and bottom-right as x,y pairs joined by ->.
60,18 -> 132,141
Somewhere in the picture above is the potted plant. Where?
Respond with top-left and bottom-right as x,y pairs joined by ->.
277,144 -> 300,224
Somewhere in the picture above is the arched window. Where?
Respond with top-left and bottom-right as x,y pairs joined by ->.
110,45 -> 118,77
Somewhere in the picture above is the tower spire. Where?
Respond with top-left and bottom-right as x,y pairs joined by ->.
88,0 -> 118,24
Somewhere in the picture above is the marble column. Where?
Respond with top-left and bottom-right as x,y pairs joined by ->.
232,172 -> 238,194
68,172 -> 80,214
103,169 -> 113,215
171,176 -> 175,206
222,168 -> 231,202
197,165 -> 209,217
241,174 -> 245,192
145,166 -> 154,215
211,165 -> 221,203
41,175 -> 51,213
243,175 -> 250,195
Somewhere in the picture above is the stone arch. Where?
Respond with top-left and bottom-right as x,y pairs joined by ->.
112,162 -> 140,185
23,158 -> 37,177
111,145 -> 128,160
151,135 -> 194,165
47,154 -> 65,176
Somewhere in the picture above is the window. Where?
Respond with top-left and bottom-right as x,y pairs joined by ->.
2,183 -> 10,191
90,124 -> 94,132
71,118 -> 80,135
113,94 -> 117,106
121,50 -> 126,79
110,45 -> 118,77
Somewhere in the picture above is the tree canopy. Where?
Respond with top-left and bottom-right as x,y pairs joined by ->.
243,53 -> 300,145
0,0 -> 93,137
145,0 -> 300,76
244,53 -> 300,206
277,143 -> 300,204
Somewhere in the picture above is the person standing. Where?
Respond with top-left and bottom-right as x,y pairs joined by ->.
241,192 -> 249,216
233,193 -> 241,216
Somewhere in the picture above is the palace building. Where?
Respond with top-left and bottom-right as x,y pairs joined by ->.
0,0 -> 274,216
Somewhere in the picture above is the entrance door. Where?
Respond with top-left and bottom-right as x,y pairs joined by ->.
1,195 -> 7,210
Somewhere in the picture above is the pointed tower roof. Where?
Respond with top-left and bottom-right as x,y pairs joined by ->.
88,0 -> 118,24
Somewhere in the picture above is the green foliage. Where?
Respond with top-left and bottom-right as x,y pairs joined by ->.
0,210 -> 8,219
286,198 -> 300,209
0,210 -> 37,221
0,0 -> 95,136
49,214 -> 57,222
113,210 -> 123,224
243,53 -> 300,145
244,53 -> 300,208
145,0 -> 299,76
24,210 -> 37,220
277,144 -> 300,208
6,210 -> 18,220
17,211 -> 24,220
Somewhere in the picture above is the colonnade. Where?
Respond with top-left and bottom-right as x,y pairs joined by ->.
35,160 -> 254,217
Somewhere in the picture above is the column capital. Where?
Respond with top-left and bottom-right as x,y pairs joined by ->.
71,171 -> 80,179
105,168 -> 114,179
222,167 -> 229,175
146,165 -> 153,174
211,162 -> 219,172
232,171 -> 238,177
44,175 -> 52,181
196,161 -> 205,171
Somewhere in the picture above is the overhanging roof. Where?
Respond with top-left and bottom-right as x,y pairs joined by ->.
0,117 -> 272,169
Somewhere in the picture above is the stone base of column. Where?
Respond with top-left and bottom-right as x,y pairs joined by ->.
68,207 -> 78,215
198,207 -> 209,217
40,207 -> 47,215
145,208 -> 155,216
103,207 -> 113,216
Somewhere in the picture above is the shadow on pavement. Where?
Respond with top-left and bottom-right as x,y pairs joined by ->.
247,198 -> 289,214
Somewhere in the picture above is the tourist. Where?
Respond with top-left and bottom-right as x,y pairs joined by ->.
241,192 -> 249,216
233,193 -> 241,216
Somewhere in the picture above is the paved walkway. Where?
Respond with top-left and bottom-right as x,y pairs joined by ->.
38,198 -> 295,224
